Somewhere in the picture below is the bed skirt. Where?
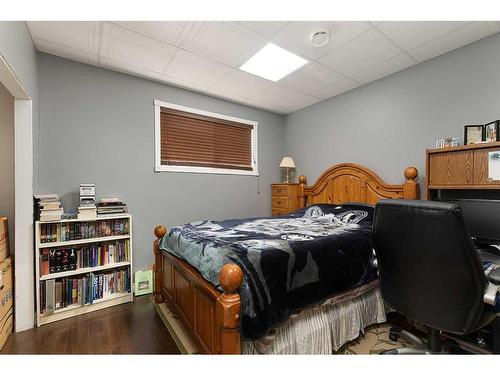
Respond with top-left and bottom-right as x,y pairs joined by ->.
241,286 -> 386,354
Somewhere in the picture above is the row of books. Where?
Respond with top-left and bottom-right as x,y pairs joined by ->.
34,194 -> 63,222
40,267 -> 131,315
40,219 -> 129,243
39,240 -> 130,276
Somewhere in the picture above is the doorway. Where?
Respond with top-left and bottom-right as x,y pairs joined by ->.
0,54 -> 34,332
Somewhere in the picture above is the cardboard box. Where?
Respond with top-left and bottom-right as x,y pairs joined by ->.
0,257 -> 13,320
0,306 -> 13,351
0,217 -> 8,262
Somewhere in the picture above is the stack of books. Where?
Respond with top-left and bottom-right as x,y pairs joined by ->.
78,184 -> 96,220
97,198 -> 128,216
34,194 -> 63,222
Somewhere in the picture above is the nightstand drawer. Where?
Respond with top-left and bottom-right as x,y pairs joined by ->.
272,185 -> 291,197
272,208 -> 288,217
272,197 -> 289,209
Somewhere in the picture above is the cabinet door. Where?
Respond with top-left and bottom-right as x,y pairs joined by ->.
428,151 -> 474,186
473,148 -> 500,185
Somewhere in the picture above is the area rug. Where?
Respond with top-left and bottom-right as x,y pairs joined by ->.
337,323 -> 415,354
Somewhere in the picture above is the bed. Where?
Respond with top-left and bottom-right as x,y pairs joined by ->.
153,163 -> 420,354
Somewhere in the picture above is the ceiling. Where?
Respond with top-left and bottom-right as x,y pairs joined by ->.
27,21 -> 500,114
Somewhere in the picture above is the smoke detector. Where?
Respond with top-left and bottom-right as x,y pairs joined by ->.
310,29 -> 330,47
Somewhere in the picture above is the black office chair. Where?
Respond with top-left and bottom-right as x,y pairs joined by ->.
373,199 -> 500,354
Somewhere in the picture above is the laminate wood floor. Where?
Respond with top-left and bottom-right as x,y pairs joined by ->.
1,295 -> 180,354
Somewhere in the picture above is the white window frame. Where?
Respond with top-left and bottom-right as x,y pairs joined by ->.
154,99 -> 259,176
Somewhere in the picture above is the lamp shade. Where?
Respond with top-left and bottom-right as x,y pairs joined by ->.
279,156 -> 296,168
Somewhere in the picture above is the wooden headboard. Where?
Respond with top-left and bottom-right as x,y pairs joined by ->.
297,163 -> 419,208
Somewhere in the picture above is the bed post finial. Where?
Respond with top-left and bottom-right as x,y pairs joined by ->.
155,225 -> 167,239
403,167 -> 419,200
219,263 -> 243,294
216,263 -> 243,354
298,175 -> 307,208
153,225 -> 167,303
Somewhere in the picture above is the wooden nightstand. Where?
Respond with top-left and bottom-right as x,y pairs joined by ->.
271,183 -> 300,216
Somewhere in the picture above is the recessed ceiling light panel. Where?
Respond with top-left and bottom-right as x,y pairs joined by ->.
239,43 -> 308,82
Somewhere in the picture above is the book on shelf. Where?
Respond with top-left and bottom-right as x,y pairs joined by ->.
97,197 -> 128,216
79,183 -> 96,219
39,239 -> 130,276
45,279 -> 55,314
34,194 -> 64,222
77,206 -> 97,220
39,267 -> 131,315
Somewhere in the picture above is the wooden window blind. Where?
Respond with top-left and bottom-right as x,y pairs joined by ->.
160,107 -> 254,171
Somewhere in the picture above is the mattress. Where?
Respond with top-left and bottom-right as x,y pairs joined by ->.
160,203 -> 377,339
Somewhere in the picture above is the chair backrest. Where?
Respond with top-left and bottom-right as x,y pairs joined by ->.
373,199 -> 487,335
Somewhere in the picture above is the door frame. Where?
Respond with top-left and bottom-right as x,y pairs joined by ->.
0,54 -> 34,332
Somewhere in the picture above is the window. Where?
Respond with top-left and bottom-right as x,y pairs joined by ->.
154,100 -> 258,175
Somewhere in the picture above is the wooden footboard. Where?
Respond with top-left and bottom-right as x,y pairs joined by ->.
153,225 -> 243,354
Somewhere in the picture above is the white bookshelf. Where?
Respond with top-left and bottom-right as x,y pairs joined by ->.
35,214 -> 134,326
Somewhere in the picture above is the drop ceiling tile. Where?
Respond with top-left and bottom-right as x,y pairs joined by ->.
163,49 -> 232,87
409,22 -> 500,62
352,53 -> 415,84
247,84 -> 303,109
214,69 -> 272,99
238,21 -> 288,38
239,97 -> 280,113
112,21 -> 193,46
34,37 -> 99,65
318,28 -> 402,76
27,21 -> 100,54
279,61 -> 345,95
312,77 -> 360,100
376,21 -> 467,50
180,22 -> 267,67
101,23 -> 176,73
280,94 -> 322,112
272,21 -> 372,60
158,73 -> 214,95
100,56 -> 161,81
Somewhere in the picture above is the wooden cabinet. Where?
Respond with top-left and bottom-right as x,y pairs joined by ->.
271,183 -> 300,216
426,141 -> 500,198
473,147 -> 500,185
428,150 -> 474,186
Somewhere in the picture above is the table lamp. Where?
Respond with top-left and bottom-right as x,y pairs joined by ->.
279,156 -> 296,183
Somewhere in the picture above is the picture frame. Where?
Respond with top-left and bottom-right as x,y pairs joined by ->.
435,137 -> 459,149
464,125 -> 484,145
484,120 -> 500,142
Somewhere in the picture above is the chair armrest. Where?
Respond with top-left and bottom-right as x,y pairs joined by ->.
487,267 -> 500,285
484,265 -> 500,305
484,283 -> 499,305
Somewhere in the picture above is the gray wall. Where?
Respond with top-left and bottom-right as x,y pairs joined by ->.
0,22 -> 39,186
37,53 -> 286,271
0,82 -> 14,251
285,32 -> 500,185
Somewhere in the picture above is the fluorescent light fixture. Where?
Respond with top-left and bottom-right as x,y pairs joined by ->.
239,43 -> 308,82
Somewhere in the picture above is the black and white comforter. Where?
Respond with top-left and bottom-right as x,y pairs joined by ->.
160,203 -> 376,340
